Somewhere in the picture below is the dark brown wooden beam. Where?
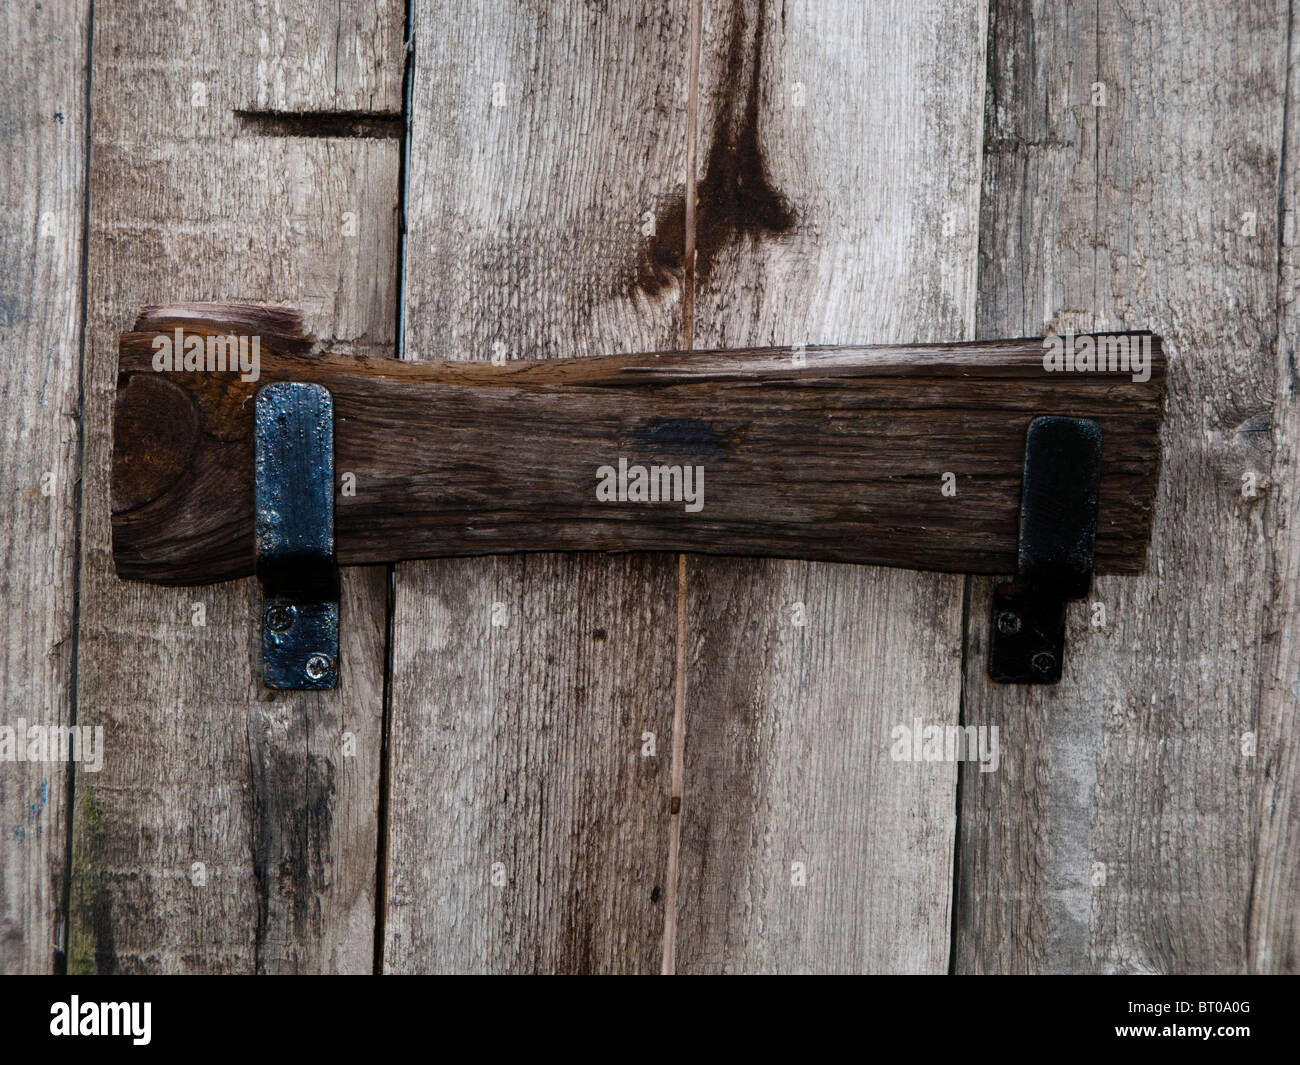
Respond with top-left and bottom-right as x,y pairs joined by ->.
112,303 -> 1166,585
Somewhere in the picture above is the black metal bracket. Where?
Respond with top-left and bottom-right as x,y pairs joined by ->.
254,382 -> 339,690
988,416 -> 1101,684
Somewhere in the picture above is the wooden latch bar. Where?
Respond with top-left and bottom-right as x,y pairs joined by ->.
112,303 -> 1167,687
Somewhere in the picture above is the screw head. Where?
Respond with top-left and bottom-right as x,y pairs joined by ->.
1031,651 -> 1056,677
305,653 -> 334,682
265,605 -> 295,633
996,610 -> 1022,636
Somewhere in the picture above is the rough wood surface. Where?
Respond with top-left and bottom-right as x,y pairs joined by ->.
955,0 -> 1288,974
0,0 -> 90,975
244,0 -> 403,114
383,0 -> 688,973
4,0 -> 1294,977
112,318 -> 1166,583
69,0 -> 400,973
674,0 -> 988,973
1252,10 -> 1300,975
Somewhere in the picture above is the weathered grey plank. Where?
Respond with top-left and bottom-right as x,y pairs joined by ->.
246,0 -> 404,114
0,0 -> 90,975
957,0 -> 1287,973
675,0 -> 987,973
385,0 -> 688,973
1252,10 -> 1300,975
70,0 -> 401,972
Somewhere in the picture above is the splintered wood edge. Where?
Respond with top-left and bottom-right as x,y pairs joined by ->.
132,302 -> 317,356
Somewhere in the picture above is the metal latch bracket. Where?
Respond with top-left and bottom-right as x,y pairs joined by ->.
254,382 -> 339,690
988,416 -> 1101,684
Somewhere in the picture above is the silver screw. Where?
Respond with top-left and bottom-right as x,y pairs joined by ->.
305,654 -> 334,681
265,605 -> 295,633
996,610 -> 1022,636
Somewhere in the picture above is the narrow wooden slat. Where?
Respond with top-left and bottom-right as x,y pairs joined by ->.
70,0 -> 400,973
675,0 -> 988,973
1250,9 -> 1300,975
112,321 -> 1165,584
384,0 -> 687,973
0,0 -> 90,974
956,0 -> 1286,974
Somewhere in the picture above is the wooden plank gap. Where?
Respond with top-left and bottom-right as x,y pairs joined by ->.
374,0 -> 416,979
662,0 -> 705,979
56,0 -> 97,978
946,574 -> 973,975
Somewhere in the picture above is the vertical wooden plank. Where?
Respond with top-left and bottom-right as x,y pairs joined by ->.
71,0 -> 402,972
676,0 -> 987,972
0,0 -> 89,974
958,0 -> 1287,973
1253,8 -> 1300,975
386,1 -> 688,973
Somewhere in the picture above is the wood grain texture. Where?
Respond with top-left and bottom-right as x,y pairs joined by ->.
1251,7 -> 1300,975
112,320 -> 1166,583
0,0 -> 89,975
956,0 -> 1289,973
69,0 -> 400,973
384,0 -> 688,973
245,0 -> 404,114
675,0 -> 988,973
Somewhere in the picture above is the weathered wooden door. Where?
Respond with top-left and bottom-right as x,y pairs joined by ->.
1,0 -> 1296,974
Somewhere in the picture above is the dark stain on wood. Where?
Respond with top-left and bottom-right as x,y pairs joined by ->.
561,891 -> 596,974
693,0 -> 795,286
69,866 -> 118,974
250,730 -> 337,971
68,788 -> 120,974
634,0 -> 794,297
87,882 -> 118,974
625,416 -> 729,458
635,192 -> 687,296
